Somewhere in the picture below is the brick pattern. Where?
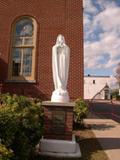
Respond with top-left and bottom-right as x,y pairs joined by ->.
43,104 -> 74,140
0,0 -> 83,100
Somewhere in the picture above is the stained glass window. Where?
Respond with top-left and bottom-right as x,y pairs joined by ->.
12,48 -> 21,76
23,48 -> 32,76
9,17 -> 37,81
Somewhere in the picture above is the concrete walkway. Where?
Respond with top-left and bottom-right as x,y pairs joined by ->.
85,119 -> 120,160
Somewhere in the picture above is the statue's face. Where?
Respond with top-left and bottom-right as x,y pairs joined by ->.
57,35 -> 65,46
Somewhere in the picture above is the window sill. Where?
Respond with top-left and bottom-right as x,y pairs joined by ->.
5,80 -> 36,83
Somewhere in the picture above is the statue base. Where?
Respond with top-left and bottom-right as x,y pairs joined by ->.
51,89 -> 69,103
36,101 -> 81,158
36,135 -> 81,158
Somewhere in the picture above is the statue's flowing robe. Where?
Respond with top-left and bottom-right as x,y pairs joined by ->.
52,44 -> 70,91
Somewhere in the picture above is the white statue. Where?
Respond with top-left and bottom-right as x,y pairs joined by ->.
51,34 -> 70,102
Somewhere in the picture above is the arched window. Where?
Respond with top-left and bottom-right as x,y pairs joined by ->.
9,17 -> 37,81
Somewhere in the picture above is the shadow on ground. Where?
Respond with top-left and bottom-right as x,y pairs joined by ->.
91,123 -> 115,131
79,139 -> 108,160
95,138 -> 120,150
79,137 -> 120,150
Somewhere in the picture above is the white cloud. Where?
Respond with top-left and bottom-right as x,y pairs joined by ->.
84,0 -> 120,74
83,14 -> 91,26
95,0 -> 116,10
93,4 -> 120,32
84,32 -> 120,69
83,0 -> 98,14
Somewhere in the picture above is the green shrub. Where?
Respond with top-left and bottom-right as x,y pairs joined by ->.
0,144 -> 14,160
111,89 -> 120,100
116,95 -> 120,100
73,98 -> 88,125
0,93 -> 43,160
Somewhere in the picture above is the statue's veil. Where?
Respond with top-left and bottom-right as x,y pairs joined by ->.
56,34 -> 65,45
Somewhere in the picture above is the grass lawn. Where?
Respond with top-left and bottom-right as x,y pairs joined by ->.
35,127 -> 109,160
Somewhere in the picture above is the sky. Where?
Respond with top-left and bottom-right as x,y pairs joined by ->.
84,0 -> 120,76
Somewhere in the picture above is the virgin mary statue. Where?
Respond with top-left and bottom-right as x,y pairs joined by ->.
51,34 -> 70,102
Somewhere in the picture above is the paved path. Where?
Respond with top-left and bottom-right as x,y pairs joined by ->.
85,119 -> 120,160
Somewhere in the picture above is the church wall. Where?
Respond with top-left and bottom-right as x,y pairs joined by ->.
0,0 -> 83,100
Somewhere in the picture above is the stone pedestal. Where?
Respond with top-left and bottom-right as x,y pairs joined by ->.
36,101 -> 81,158
43,101 -> 74,140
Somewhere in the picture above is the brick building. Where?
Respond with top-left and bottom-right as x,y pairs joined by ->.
0,0 -> 83,100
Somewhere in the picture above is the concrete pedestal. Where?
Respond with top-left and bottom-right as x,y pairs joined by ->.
36,135 -> 81,158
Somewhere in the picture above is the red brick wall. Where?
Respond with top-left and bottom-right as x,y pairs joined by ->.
0,0 -> 83,100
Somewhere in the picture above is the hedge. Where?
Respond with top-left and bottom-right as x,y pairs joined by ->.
0,93 -> 43,160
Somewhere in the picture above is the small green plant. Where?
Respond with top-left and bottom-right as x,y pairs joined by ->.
74,98 -> 88,126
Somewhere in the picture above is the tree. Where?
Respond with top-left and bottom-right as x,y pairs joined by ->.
116,62 -> 120,95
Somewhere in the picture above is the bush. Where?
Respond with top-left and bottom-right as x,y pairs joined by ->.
111,89 -> 120,100
73,98 -> 88,126
116,95 -> 120,100
0,93 -> 43,160
0,144 -> 14,160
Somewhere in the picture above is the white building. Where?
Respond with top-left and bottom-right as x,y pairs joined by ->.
84,75 -> 117,100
